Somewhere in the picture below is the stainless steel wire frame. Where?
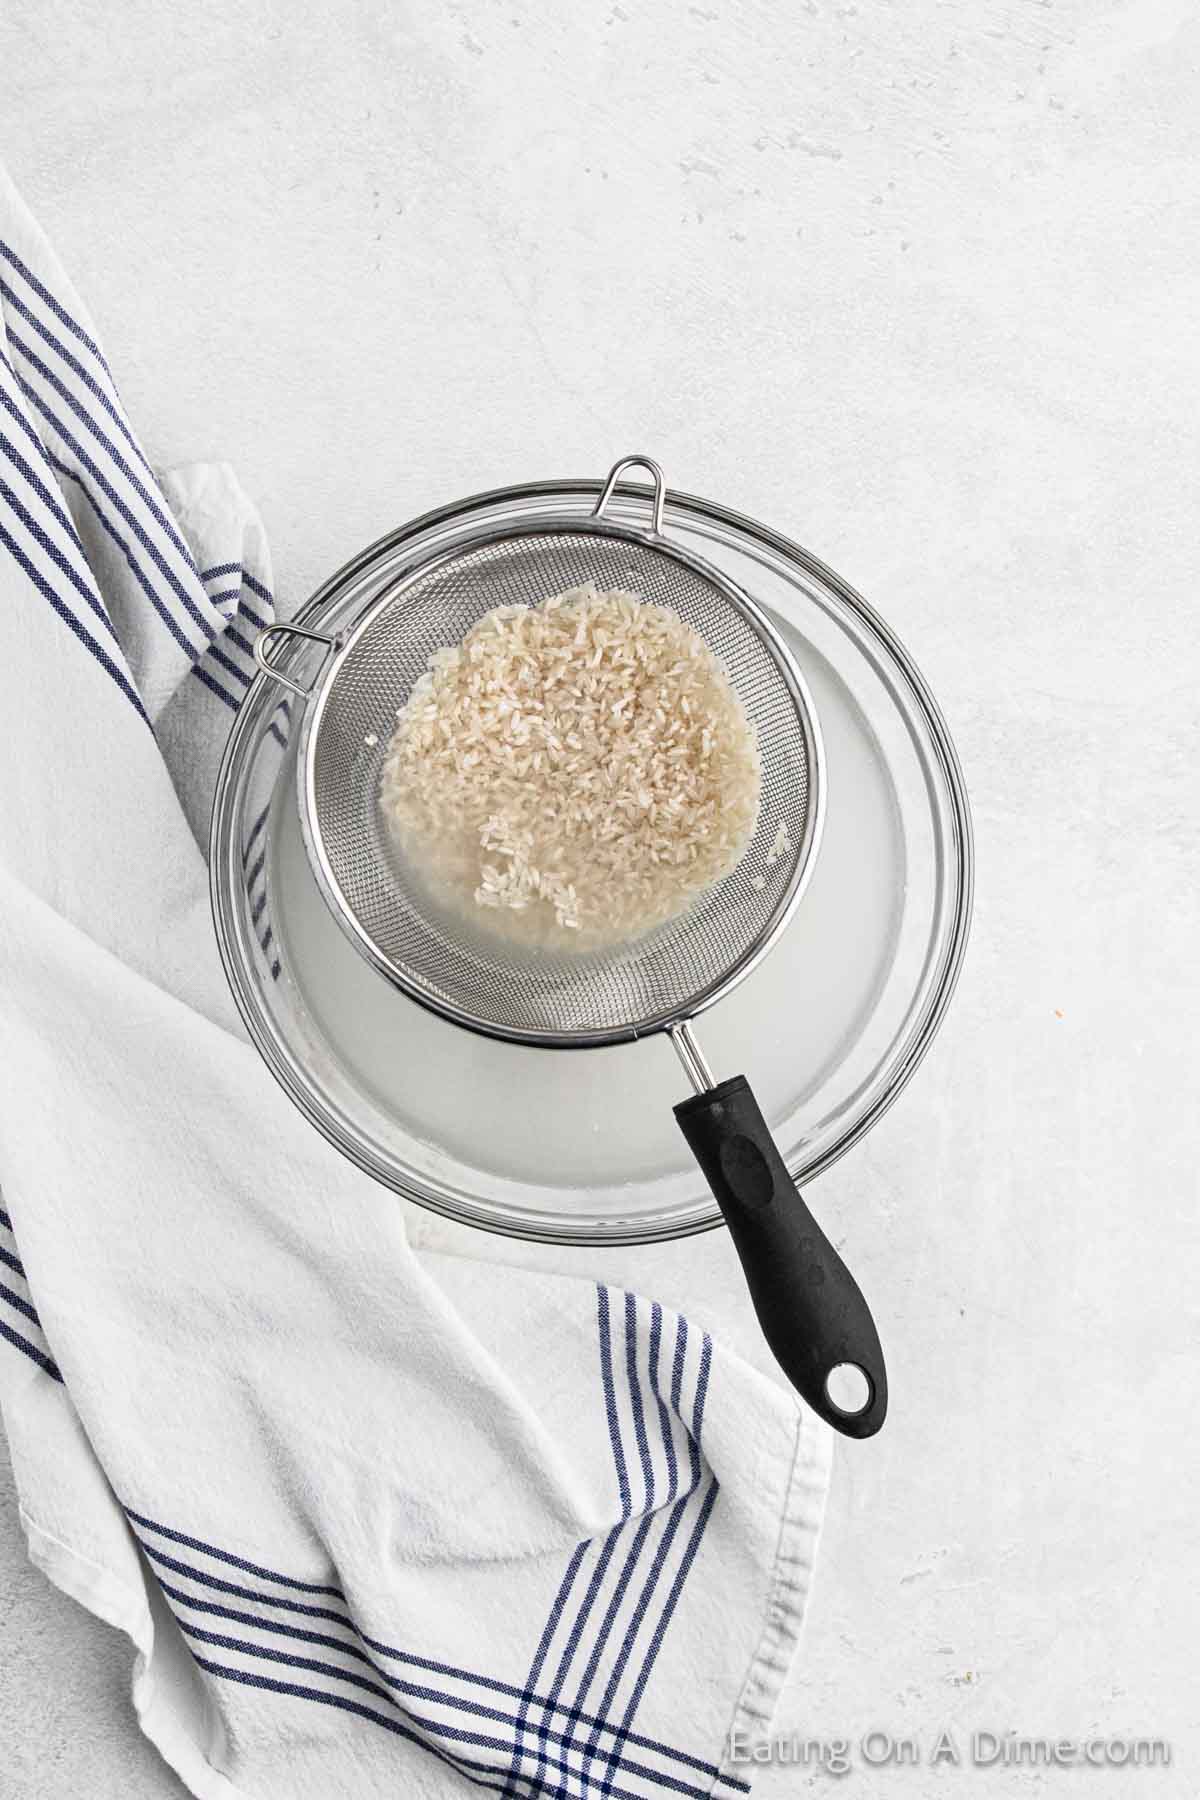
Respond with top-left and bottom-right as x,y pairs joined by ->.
258,469 -> 826,1051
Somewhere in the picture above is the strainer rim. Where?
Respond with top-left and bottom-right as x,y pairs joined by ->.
295,512 -> 826,1047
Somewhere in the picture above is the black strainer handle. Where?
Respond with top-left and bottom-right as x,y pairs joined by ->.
674,1076 -> 887,1438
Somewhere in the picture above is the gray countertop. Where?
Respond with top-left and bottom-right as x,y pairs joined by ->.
1,1 -> 1197,1794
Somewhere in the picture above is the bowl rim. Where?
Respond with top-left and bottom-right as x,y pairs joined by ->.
210,475 -> 975,1246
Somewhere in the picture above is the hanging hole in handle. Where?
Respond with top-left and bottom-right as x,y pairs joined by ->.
253,623 -> 336,698
591,454 -> 667,535
824,1362 -> 874,1417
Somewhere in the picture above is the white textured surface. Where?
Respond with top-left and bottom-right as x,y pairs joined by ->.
1,1 -> 1198,1796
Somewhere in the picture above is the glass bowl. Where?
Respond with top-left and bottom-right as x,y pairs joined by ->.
210,479 -> 973,1245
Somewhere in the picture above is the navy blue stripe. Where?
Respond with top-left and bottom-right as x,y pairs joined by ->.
595,1349 -> 717,1800
689,1337 -> 712,1483
507,1539 -> 589,1796
239,599 -> 271,630
589,1492 -> 711,1800
208,588 -> 241,609
567,1299 -> 668,1780
597,1285 -> 631,1518
269,956 -> 282,980
186,1621 -> 702,1800
207,643 -> 252,687
142,1542 -> 351,1625
567,1513 -> 656,1741
647,1305 -> 678,1504
246,848 -> 266,890
0,1207 -> 12,1229
203,562 -> 275,618
526,1289 -> 651,1783
184,1620 -> 621,1800
533,1526 -> 622,1777
260,924 -> 274,953
185,1619 -> 500,1786
670,1317 -> 686,1415
155,1577 -> 363,1654
396,1533 -> 618,1750
600,1480 -> 721,1800
267,720 -> 289,751
0,520 -> 149,722
359,1545 -> 662,1758
0,416 -> 113,627
180,1625 -> 544,1798
164,1577 -> 708,1800
624,1294 -> 654,1511
0,274 -> 153,479
523,1288 -> 638,1780
0,1245 -> 25,1278
0,407 -> 117,638
251,891 -> 267,926
0,460 -> 116,642
577,1320 -> 707,1792
166,1577 -> 550,1760
579,1504 -> 694,1793
15,363 -> 213,645
46,453 -> 202,661
241,804 -> 269,869
141,1519 -> 727,1782
184,1616 -> 421,1710
0,360 -> 64,464
0,1315 -> 62,1381
0,239 -> 114,375
0,1278 -> 39,1325
159,1531 -> 614,1744
7,326 -> 205,607
190,1654 -> 514,1796
127,1508 -> 346,1598
226,625 -> 256,657
192,664 -> 241,713
242,571 -> 272,604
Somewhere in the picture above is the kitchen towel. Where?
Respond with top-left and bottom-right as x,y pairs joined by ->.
0,164 -> 831,1800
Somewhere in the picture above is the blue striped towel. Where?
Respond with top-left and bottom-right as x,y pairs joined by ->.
0,165 -> 831,1800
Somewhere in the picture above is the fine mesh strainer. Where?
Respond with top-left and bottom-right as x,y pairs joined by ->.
255,457 -> 887,1437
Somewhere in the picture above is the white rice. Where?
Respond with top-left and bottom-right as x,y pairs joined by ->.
378,583 -> 762,949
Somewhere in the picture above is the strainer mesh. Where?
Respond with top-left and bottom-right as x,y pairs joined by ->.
305,526 -> 812,1039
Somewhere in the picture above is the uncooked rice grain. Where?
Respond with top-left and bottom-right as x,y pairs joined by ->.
378,583 -> 762,949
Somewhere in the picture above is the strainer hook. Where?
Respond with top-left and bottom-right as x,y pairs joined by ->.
254,623 -> 337,698
592,454 -> 667,534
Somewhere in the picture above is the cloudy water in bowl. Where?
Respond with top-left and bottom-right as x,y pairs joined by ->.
270,619 -> 905,1198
